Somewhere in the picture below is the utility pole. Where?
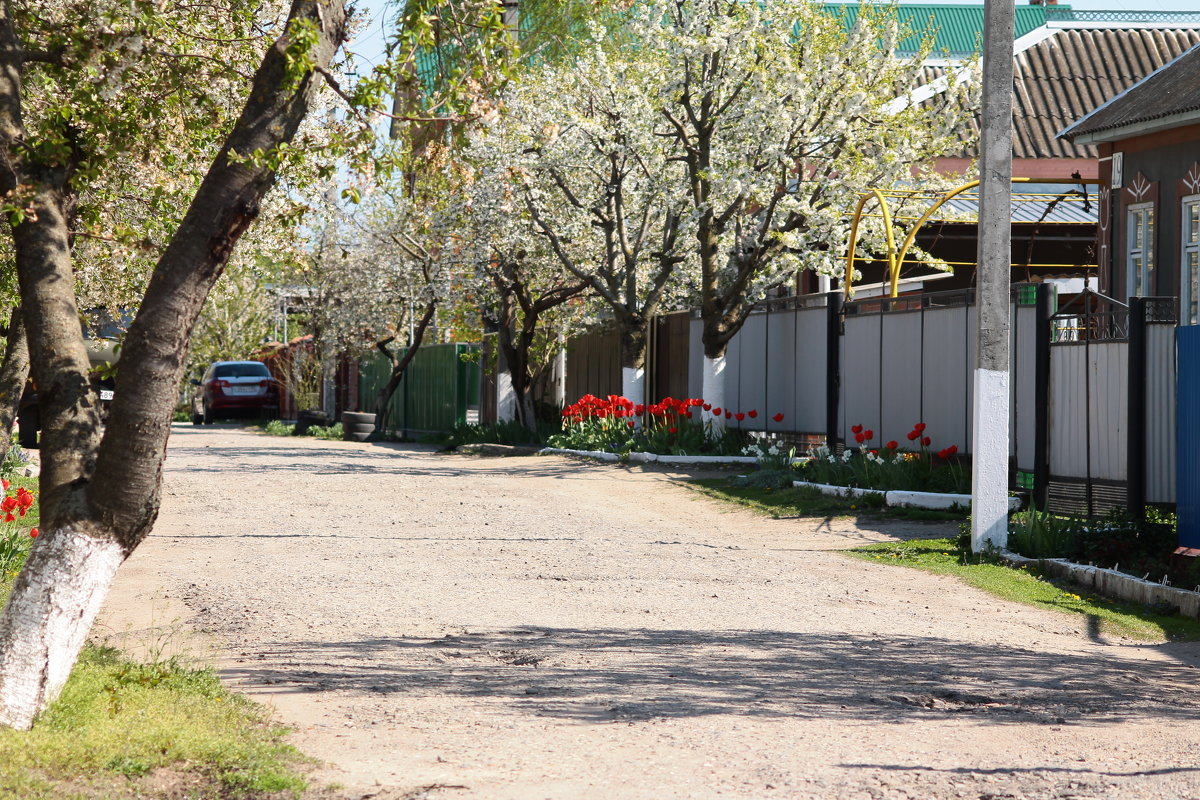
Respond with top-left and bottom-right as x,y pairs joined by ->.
971,0 -> 1014,552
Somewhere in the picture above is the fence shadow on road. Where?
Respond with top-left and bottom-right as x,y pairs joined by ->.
220,627 -> 1200,726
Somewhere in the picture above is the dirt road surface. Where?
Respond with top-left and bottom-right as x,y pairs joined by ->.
100,425 -> 1200,800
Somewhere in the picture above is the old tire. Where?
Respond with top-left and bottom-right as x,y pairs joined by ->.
342,411 -> 376,442
294,409 -> 330,436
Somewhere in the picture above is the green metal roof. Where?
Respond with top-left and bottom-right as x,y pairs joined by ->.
823,4 -> 1056,56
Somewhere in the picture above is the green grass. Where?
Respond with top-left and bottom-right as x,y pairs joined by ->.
0,644 -> 310,799
850,538 -> 1200,642
261,419 -> 295,437
686,478 -> 965,522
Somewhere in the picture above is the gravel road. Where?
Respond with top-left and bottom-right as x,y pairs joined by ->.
100,424 -> 1200,800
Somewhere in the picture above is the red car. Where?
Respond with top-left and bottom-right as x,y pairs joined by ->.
191,361 -> 279,424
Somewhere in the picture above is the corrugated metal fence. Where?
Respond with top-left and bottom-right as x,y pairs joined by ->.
358,343 -> 481,435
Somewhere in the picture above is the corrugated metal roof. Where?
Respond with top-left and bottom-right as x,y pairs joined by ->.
940,188 -> 1098,224
1061,41 -> 1200,141
824,3 -> 1048,55
925,27 -> 1200,158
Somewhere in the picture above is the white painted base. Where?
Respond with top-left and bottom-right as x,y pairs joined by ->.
701,355 -> 726,432
621,367 -> 645,407
496,368 -> 516,423
970,367 -> 1011,552
0,528 -> 125,729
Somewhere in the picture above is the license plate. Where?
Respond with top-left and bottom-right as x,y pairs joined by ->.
99,389 -> 114,401
226,386 -> 258,396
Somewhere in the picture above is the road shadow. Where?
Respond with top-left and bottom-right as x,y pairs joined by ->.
219,626 -> 1200,726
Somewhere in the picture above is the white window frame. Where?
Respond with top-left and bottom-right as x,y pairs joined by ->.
1183,195 -> 1200,325
1126,202 -> 1155,299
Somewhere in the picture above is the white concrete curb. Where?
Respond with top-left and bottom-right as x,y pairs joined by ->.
998,549 -> 1200,619
539,447 -> 759,466
792,481 -> 1022,512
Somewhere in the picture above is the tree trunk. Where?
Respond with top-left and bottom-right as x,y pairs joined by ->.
0,306 -> 29,465
371,301 -> 436,436
0,0 -> 349,729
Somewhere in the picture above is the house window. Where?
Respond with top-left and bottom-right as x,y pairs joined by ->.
1184,196 -> 1200,325
1126,202 -> 1155,298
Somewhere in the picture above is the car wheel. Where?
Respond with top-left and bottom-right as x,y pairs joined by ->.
203,406 -> 214,425
191,411 -> 203,426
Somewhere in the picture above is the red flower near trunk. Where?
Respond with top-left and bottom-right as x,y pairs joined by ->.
712,407 -> 721,416
29,528 -> 38,538
851,424 -> 863,434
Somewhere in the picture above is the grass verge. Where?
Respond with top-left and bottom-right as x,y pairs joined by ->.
850,538 -> 1200,642
0,640 -> 309,799
685,478 -> 965,522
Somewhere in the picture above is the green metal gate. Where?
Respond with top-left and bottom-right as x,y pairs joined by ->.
358,343 -> 481,435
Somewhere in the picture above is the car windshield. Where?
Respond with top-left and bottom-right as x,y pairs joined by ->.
213,363 -> 270,379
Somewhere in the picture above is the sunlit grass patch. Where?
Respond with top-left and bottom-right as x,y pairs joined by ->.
0,645 -> 309,799
850,538 -> 1200,642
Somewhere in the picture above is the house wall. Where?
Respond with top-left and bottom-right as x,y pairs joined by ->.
1100,122 -> 1200,303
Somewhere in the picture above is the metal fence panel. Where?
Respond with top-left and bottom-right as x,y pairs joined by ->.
841,313 -> 882,445
688,318 -> 704,401
879,311 -> 923,448
764,310 -> 798,431
1089,342 -> 1128,481
1049,344 -> 1090,479
794,306 -> 828,434
1146,324 -> 1177,504
920,305 -> 972,453
358,344 -> 479,434
1012,304 -> 1038,470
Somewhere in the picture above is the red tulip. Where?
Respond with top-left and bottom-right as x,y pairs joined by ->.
914,422 -> 926,433
29,528 -> 38,538
851,424 -> 863,434
747,410 -> 758,419
735,412 -> 745,421
863,430 -> 874,440
712,407 -> 721,416
772,413 -> 784,423
703,403 -> 711,411
886,440 -> 898,450
921,436 -> 931,446
668,426 -> 678,434
854,432 -> 866,444
906,430 -> 919,441
724,410 -> 732,419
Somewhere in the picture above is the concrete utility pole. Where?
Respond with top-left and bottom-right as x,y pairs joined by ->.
971,0 -> 1015,552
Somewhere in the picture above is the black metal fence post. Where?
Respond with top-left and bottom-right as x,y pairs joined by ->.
826,292 -> 843,451
1128,296 -> 1147,522
1033,283 -> 1053,510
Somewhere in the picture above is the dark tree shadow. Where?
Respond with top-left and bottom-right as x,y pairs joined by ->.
219,627 -> 1200,726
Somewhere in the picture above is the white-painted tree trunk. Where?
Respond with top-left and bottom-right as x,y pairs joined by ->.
621,366 -> 645,407
496,367 -> 516,422
0,529 -> 125,730
970,368 -> 1010,551
701,354 -> 726,432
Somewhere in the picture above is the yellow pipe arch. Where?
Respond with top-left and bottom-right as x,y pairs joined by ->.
843,177 -> 1101,300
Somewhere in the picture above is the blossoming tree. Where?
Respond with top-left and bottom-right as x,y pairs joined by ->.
629,0 -> 976,415
472,41 -> 692,407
